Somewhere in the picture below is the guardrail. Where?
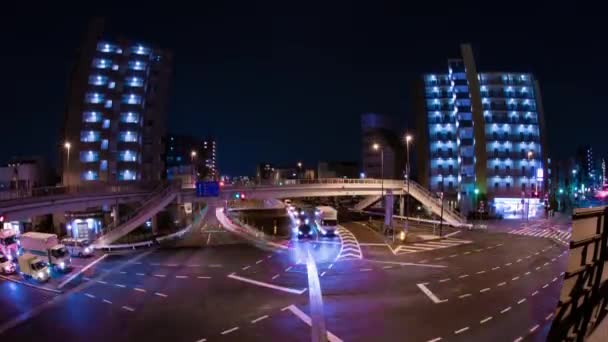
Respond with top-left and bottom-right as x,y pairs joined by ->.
0,181 -> 161,202
548,206 -> 608,341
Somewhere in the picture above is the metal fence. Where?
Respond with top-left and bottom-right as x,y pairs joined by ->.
548,206 -> 608,341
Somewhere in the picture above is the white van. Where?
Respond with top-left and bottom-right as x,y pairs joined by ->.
61,238 -> 93,257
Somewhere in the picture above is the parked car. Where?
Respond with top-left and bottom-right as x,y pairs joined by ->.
61,238 -> 94,257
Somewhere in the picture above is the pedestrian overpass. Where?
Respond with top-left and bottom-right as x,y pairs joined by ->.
0,178 -> 466,245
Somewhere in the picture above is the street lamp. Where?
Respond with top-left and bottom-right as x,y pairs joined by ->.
404,134 -> 413,237
372,143 -> 385,232
191,151 -> 197,184
64,142 -> 71,188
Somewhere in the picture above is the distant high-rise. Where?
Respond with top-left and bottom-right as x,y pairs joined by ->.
166,135 -> 217,182
61,19 -> 173,186
415,44 -> 548,213
361,113 -> 404,180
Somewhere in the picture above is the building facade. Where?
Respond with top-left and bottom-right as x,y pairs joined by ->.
165,135 -> 217,183
61,19 -> 173,186
416,44 -> 548,214
317,161 -> 359,179
361,113 -> 404,180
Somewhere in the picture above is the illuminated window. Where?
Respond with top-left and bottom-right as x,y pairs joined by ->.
120,112 -> 139,123
83,111 -> 101,123
128,60 -> 146,70
85,93 -> 104,104
118,169 -> 137,181
80,151 -> 99,162
100,160 -> 108,171
105,100 -> 113,108
125,77 -> 144,87
112,65 -> 119,71
89,75 -> 107,85
119,150 -> 137,162
108,82 -> 116,89
119,131 -> 138,142
101,139 -> 108,150
102,119 -> 110,129
122,94 -> 141,105
81,170 -> 98,181
131,45 -> 150,55
80,131 -> 100,142
92,59 -> 110,69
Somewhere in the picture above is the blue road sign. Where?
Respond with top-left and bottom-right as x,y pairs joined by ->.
196,181 -> 220,197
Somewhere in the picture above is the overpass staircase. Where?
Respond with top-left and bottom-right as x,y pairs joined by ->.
404,180 -> 467,225
94,182 -> 180,247
353,195 -> 382,211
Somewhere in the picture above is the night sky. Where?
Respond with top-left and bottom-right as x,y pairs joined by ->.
0,4 -> 598,175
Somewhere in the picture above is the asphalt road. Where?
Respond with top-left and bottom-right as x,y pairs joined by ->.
0,218 -> 568,342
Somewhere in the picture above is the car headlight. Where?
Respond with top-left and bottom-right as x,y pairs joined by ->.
46,268 -> 51,274
4,265 -> 11,272
59,262 -> 66,269
84,247 -> 90,253
296,219 -> 301,225
37,271 -> 44,278
7,255 -> 12,261
298,231 -> 303,235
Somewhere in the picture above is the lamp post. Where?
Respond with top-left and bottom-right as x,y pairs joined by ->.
191,150 -> 197,185
297,161 -> 303,179
405,134 -> 413,236
439,172 -> 444,237
527,151 -> 533,221
64,142 -> 71,188
474,188 -> 479,221
372,143 -> 384,199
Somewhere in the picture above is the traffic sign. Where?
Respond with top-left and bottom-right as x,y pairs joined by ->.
196,181 -> 220,197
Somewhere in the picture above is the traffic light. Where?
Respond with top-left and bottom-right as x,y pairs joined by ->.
233,192 -> 246,200
0,215 -> 4,223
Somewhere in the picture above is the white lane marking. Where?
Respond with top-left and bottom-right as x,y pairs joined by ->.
518,298 -> 526,304
119,271 -> 127,274
251,315 -> 269,324
283,305 -> 343,342
153,274 -> 166,278
97,280 -> 107,285
285,266 -> 293,272
516,259 -> 523,263
501,307 -> 512,314
167,264 -> 178,267
498,282 -> 507,287
459,294 -> 472,299
543,283 -> 549,289
134,288 -> 146,293
383,265 -> 393,269
551,258 -> 556,262
328,264 -> 334,269
458,274 -> 469,279
209,264 -> 222,268
426,338 -> 442,342
492,267 -> 501,270
58,254 -> 108,289
228,274 -> 306,295
512,276 -> 520,281
365,259 -> 446,269
220,327 -> 239,335
525,271 -> 531,276
530,324 -> 539,333
197,276 -> 211,279
320,272 -> 326,277
267,255 -> 273,259
176,275 -> 188,279
454,327 -> 469,334
480,316 -> 493,324
256,260 -> 264,264
480,288 -> 491,293
439,278 -> 451,283
463,251 -> 471,255
82,277 -> 90,281
188,264 -> 201,267
476,270 -> 486,274
102,299 -> 112,304
552,277 -> 558,282
136,273 -> 145,276
196,339 -> 207,342
514,337 -> 523,342
474,249 -> 483,252
122,306 -> 135,312
115,284 -> 126,288
242,266 -> 251,270
526,255 -> 532,259
417,283 -> 448,303
419,259 -> 429,263
206,232 -> 212,245
272,274 -> 280,280
536,267 -> 541,271
532,291 -> 539,296
546,313 -> 554,321
449,254 -> 458,258
155,292 -> 168,298
84,293 -> 95,298
360,268 -> 372,272
150,263 -> 161,266
444,230 -> 462,238
505,263 -> 513,266
544,262 -> 550,266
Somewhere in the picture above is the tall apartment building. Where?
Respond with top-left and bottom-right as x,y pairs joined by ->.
415,44 -> 548,214
61,19 -> 173,186
361,113 -> 404,180
166,135 -> 217,182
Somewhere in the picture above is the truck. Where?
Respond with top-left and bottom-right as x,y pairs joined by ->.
18,253 -> 50,282
19,232 -> 71,272
0,229 -> 19,261
314,206 -> 338,236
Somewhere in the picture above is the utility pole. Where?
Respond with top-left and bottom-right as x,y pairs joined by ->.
405,134 -> 413,236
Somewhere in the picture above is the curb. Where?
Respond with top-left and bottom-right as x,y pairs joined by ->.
0,274 -> 63,294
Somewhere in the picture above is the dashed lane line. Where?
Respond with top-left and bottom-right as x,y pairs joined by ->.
102,299 -> 112,304
228,273 -> 306,295
517,298 -> 527,304
272,274 -> 280,280
480,288 -> 491,293
84,293 -> 95,298
122,306 -> 135,312
426,338 -> 442,342
155,292 -> 168,298
134,288 -> 146,293
529,324 -> 540,333
242,266 -> 251,271
251,315 -> 269,324
256,260 -> 264,264
175,275 -> 189,279
454,327 -> 469,334
459,294 -> 472,299
197,276 -> 212,279
501,307 -> 512,314
480,316 -> 493,324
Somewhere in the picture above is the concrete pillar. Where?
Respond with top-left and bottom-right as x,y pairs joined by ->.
152,214 -> 159,235
399,196 -> 405,217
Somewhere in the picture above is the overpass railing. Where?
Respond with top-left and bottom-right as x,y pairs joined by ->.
222,178 -> 406,189
0,182 -> 160,203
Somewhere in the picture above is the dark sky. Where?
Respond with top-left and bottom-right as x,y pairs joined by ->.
0,3 -> 599,175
